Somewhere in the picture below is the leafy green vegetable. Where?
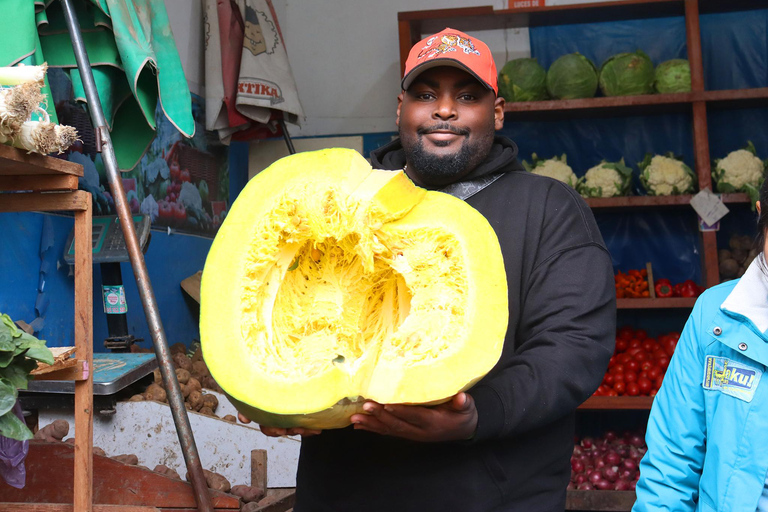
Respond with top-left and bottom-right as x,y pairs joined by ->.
546,53 -> 598,100
654,59 -> 691,94
599,51 -> 655,97
0,312 -> 54,441
498,58 -> 548,102
0,409 -> 33,441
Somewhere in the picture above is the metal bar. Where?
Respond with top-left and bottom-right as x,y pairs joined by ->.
278,118 -> 296,155
58,2 -> 214,511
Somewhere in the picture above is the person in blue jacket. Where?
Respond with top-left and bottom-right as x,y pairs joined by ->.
633,177 -> 768,512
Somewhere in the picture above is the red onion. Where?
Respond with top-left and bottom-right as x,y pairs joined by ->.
604,451 -> 621,466
588,470 -> 603,485
614,479 -> 631,491
596,479 -> 614,490
577,483 -> 594,491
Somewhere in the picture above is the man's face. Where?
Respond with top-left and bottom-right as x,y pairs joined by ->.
396,66 -> 505,187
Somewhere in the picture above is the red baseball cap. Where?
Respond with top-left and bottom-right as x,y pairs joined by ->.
401,28 -> 498,95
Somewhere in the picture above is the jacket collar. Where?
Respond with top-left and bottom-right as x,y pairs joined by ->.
721,255 -> 768,334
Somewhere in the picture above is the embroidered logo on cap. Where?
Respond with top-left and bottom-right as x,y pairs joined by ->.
702,355 -> 762,402
418,34 -> 481,60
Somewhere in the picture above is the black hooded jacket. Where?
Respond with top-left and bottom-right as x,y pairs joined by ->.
294,136 -> 616,512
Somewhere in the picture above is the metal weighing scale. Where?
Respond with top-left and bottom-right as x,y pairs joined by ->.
64,214 -> 152,351
21,353 -> 158,415
21,215 -> 159,415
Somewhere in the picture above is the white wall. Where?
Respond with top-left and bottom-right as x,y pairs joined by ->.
165,0 -> 613,136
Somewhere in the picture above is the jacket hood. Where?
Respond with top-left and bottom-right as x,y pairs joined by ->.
721,254 -> 768,334
369,135 -> 525,184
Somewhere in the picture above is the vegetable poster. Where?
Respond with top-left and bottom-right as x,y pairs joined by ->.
49,69 -> 230,237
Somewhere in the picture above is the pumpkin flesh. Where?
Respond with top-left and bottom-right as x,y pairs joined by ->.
200,148 -> 507,429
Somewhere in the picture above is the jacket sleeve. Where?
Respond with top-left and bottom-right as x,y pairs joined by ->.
468,184 -> 616,439
632,298 -> 707,512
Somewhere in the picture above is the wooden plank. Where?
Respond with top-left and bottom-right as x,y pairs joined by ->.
0,144 -> 83,176
180,272 -> 202,304
0,190 -> 89,212
31,359 -> 87,381
0,174 -> 79,192
566,490 -> 636,511
0,442 -> 240,509
702,230 -> 720,288
617,297 -> 696,309
0,505 -> 159,512
31,347 -> 78,376
242,489 -> 296,512
74,201 -> 94,512
251,449 -> 268,492
645,262 -> 656,299
579,396 -> 654,410
505,91 -> 691,114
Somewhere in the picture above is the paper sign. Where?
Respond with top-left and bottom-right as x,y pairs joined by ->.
690,189 -> 729,227
509,0 -> 546,8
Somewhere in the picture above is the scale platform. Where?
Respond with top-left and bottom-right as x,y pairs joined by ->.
26,353 -> 157,395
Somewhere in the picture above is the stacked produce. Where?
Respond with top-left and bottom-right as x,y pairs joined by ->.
522,153 -> 579,188
654,278 -> 704,298
720,234 -> 758,282
568,430 -> 647,491
127,342 -> 234,421
638,153 -> 696,195
577,159 -> 633,198
614,269 -> 649,299
499,52 -> 690,102
0,313 -> 53,441
593,326 -> 680,397
0,64 -> 78,155
712,141 -> 767,205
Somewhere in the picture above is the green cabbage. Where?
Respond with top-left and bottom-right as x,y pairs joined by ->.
654,59 -> 691,94
498,58 -> 548,102
546,53 -> 598,100
599,51 -> 655,97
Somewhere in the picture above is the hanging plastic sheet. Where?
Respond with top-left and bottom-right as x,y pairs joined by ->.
0,0 -> 195,171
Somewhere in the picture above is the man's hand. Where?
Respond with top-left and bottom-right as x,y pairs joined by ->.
237,412 -> 321,437
349,392 -> 478,442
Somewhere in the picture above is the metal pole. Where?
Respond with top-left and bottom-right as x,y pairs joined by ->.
58,2 -> 214,510
278,117 -> 296,155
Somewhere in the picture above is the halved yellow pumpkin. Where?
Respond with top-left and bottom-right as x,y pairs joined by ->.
200,148 -> 508,429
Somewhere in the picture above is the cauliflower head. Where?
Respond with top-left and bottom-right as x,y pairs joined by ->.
524,154 -> 578,188
639,154 -> 695,196
578,160 -> 632,198
714,142 -> 765,193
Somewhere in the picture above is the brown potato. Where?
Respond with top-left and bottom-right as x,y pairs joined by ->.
186,377 -> 202,394
187,390 -> 204,411
112,454 -> 139,465
173,353 -> 192,371
145,383 -> 168,403
231,484 -> 265,503
129,394 -> 145,402
192,360 -> 209,377
199,406 -> 214,416
170,342 -> 187,355
34,419 -> 69,441
153,368 -> 162,384
175,368 -> 191,385
720,258 -> 740,278
191,346 -> 204,363
154,464 -> 181,480
202,394 -> 219,412
222,414 -> 237,423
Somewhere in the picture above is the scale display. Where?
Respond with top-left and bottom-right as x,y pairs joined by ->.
64,215 -> 151,264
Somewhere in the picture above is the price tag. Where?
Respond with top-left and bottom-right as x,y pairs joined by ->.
509,0 -> 546,8
690,189 -> 729,227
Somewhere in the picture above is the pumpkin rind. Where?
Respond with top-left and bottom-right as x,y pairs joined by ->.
200,148 -> 507,429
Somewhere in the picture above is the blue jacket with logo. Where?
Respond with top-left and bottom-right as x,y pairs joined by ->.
633,258 -> 768,512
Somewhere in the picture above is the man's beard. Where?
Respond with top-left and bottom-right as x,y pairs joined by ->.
400,122 -> 495,183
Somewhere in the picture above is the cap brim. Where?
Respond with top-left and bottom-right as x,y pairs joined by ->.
401,59 -> 494,92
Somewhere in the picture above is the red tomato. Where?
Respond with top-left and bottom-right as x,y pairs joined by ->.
634,351 -> 649,363
617,353 -> 632,365
648,366 -> 662,380
604,374 -> 615,386
626,360 -> 640,373
613,372 -> 625,382
635,329 -> 648,341
663,337 -> 678,357
653,348 -> 667,361
639,371 -> 650,381
649,389 -> 657,397
657,356 -> 671,370
629,339 -> 642,349
642,339 -> 659,353
655,375 -> 665,390
610,364 -> 625,375
614,381 -> 626,395
624,371 -> 638,383
615,339 -> 629,352
627,382 -> 640,396
640,360 -> 653,372
617,326 -> 635,341
608,355 -> 617,368
606,389 -> 618,396
637,378 -> 653,395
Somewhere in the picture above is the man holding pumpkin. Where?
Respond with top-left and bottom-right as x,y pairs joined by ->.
245,29 -> 616,511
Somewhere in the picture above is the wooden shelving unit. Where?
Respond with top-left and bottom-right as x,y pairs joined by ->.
397,1 -> 763,510
0,145 -> 94,512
